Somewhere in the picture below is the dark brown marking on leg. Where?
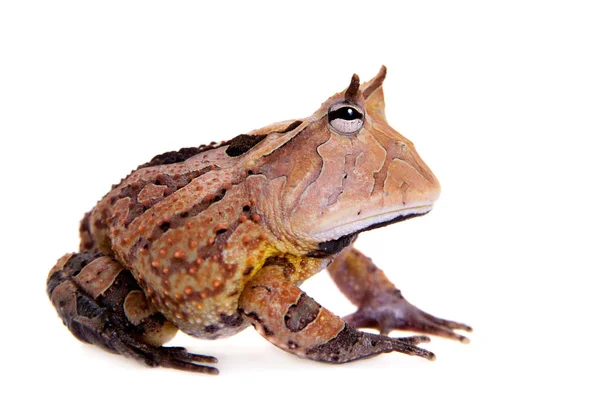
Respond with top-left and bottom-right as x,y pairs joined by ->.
284,294 -> 320,332
76,293 -> 104,319
241,310 -> 275,336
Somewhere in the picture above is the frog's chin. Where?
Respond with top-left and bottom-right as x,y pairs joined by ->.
310,204 -> 433,243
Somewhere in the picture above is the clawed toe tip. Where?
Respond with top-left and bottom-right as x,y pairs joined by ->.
416,335 -> 431,343
459,336 -> 470,344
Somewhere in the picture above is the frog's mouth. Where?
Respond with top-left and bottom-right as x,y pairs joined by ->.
310,204 -> 433,244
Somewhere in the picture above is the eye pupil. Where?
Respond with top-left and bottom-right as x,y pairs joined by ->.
328,104 -> 364,134
328,107 -> 362,122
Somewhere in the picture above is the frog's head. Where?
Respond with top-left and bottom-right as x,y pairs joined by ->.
247,66 -> 441,253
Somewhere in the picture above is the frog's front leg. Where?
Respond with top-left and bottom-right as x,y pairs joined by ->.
239,264 -> 434,363
328,247 -> 472,342
47,252 -> 218,374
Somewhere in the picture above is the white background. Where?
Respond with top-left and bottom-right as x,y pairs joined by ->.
1,1 -> 599,399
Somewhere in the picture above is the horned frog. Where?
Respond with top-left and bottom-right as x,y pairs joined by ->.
47,66 -> 471,374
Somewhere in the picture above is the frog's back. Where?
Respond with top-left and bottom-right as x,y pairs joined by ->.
79,120 -> 301,338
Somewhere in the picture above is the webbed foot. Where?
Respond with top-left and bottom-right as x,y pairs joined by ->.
344,292 -> 472,343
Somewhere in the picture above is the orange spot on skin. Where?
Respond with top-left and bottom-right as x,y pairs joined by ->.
214,223 -> 228,233
175,293 -> 183,301
252,214 -> 261,223
174,249 -> 185,259
195,258 -> 204,265
175,312 -> 183,319
242,236 -> 251,245
195,302 -> 203,310
238,215 -> 247,223
162,267 -> 170,274
189,240 -> 198,249
225,242 -> 233,249
138,225 -> 146,233
212,254 -> 220,261
152,259 -> 160,268
184,286 -> 194,295
188,266 -> 198,274
164,280 -> 170,286
212,279 -> 222,288
247,256 -> 255,265
200,291 -> 208,299
147,287 -> 154,295
207,237 -> 215,246
159,249 -> 167,258
187,221 -> 194,229
146,233 -> 153,240
167,237 -> 173,245
139,247 -> 148,255
259,232 -> 268,240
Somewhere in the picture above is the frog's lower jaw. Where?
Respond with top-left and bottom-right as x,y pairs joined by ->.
311,204 -> 433,243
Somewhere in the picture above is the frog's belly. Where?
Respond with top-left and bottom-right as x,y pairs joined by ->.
163,294 -> 251,339
135,255 -> 256,339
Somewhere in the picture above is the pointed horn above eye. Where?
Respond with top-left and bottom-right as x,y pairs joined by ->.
344,74 -> 361,100
362,65 -> 387,99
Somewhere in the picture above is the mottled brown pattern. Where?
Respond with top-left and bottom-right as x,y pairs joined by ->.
47,67 -> 470,375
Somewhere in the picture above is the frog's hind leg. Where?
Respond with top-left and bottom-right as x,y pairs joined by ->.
328,247 -> 472,342
47,252 -> 218,374
239,264 -> 435,364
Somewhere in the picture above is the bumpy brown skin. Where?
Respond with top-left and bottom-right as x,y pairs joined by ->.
47,66 -> 470,374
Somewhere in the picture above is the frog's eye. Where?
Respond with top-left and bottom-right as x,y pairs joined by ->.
328,104 -> 364,135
